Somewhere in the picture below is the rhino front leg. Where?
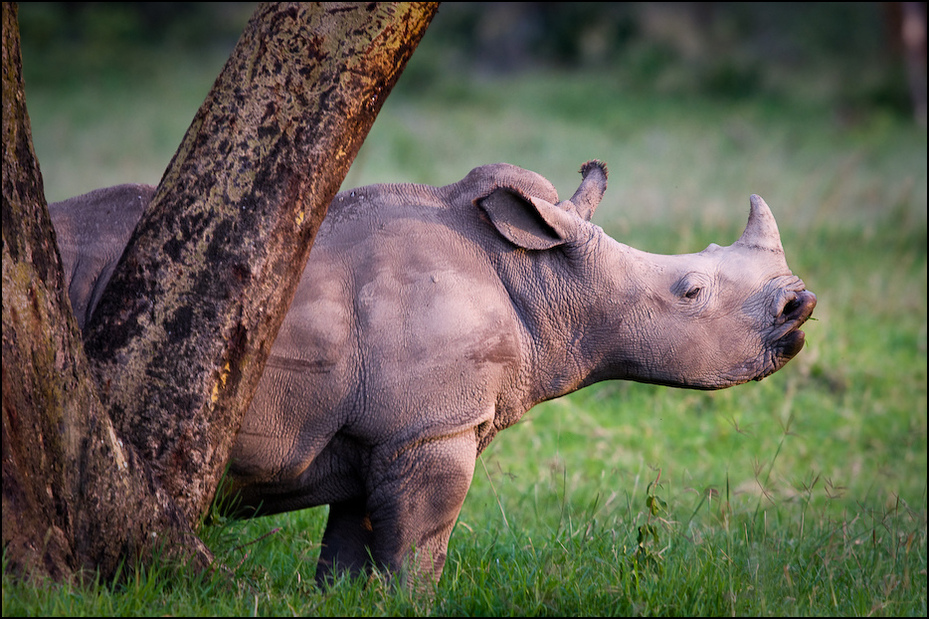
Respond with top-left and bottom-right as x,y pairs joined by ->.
318,431 -> 478,587
369,432 -> 478,587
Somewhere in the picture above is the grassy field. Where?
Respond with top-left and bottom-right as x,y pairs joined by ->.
5,4 -> 927,616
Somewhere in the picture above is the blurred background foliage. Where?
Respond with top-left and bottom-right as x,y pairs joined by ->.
416,2 -> 921,118
17,2 -> 924,119
16,2 -> 926,221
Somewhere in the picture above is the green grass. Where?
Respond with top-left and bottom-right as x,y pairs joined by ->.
5,5 -> 927,616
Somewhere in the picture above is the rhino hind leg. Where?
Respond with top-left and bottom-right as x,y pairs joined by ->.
315,498 -> 377,586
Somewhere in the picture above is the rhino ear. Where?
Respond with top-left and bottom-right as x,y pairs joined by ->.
477,188 -> 574,250
735,194 -> 785,254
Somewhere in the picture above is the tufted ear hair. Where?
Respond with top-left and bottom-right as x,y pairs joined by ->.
562,160 -> 608,221
476,188 -> 579,250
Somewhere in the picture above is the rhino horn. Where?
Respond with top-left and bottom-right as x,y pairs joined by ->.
735,194 -> 785,254
563,160 -> 608,221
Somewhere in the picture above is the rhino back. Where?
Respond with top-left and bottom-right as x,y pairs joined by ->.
48,184 -> 154,328
287,165 -> 562,407
232,192 -> 529,490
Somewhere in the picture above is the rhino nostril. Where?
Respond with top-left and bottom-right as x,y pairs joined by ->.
779,290 -> 816,324
782,297 -> 801,317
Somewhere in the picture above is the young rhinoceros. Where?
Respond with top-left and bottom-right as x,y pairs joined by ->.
49,161 -> 815,586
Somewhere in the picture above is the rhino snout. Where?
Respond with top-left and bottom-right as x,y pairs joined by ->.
768,289 -> 816,370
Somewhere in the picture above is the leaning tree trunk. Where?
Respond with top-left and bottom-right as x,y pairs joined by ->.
82,0 -> 438,527
2,1 -> 438,583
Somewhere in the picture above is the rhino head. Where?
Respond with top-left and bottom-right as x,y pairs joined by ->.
478,162 -> 816,398
595,193 -> 815,390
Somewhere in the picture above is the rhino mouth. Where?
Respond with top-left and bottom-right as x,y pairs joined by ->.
762,289 -> 817,378
775,328 -> 806,361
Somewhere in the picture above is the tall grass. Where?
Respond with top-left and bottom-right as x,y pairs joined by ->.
5,4 -> 926,616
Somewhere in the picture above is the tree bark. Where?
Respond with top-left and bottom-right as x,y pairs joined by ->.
3,1 -> 438,582
2,2 -> 210,583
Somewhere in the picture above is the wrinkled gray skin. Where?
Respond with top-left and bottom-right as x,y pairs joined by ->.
49,161 -> 816,586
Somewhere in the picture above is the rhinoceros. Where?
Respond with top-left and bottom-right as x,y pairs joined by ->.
49,160 -> 816,586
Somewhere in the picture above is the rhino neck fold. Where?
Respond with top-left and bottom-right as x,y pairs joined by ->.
485,238 -> 640,414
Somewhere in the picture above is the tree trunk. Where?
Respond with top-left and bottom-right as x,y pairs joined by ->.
2,1 -> 438,583
2,1 -> 211,583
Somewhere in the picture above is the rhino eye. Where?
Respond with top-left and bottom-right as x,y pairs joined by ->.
673,272 -> 711,305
